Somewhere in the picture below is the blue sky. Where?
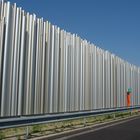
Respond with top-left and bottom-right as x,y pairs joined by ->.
8,0 -> 140,66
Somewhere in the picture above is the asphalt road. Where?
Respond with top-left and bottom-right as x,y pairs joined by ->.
62,117 -> 140,140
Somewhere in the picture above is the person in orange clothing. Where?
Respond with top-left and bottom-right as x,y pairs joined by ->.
127,88 -> 132,107
127,92 -> 131,107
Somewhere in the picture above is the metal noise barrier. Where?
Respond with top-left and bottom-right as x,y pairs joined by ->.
0,1 -> 140,117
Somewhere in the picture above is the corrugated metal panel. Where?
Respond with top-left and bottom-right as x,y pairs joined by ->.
0,1 -> 140,117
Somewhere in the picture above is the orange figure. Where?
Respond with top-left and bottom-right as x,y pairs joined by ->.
127,88 -> 132,107
127,93 -> 131,107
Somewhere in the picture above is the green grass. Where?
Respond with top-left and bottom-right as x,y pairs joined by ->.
0,132 -> 5,140
32,125 -> 42,133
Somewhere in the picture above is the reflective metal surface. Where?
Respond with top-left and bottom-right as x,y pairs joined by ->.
0,1 -> 140,117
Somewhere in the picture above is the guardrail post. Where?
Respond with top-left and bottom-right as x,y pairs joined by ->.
25,126 -> 29,139
113,113 -> 116,119
83,117 -> 87,127
130,110 -> 132,116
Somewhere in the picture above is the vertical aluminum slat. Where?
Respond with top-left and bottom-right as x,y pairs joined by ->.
79,41 -> 83,110
94,46 -> 97,109
44,21 -> 51,113
0,17 -> 4,105
23,12 -> 29,115
0,18 -> 4,116
18,13 -> 25,115
69,34 -> 72,111
39,18 -> 44,114
0,0 -> 4,19
67,33 -> 70,111
49,25 -> 55,113
11,7 -> 22,116
90,45 -> 93,110
84,42 -> 87,110
64,31 -> 68,112
1,2 -> 11,116
10,3 -> 17,116
102,51 -> 105,108
110,55 -> 113,108
34,18 -> 43,114
82,41 -> 85,110
40,22 -> 46,114
123,63 -> 126,107
59,30 -> 64,112
34,18 -> 39,114
26,14 -> 33,114
74,35 -> 80,111
29,14 -> 37,114
53,27 -> 60,112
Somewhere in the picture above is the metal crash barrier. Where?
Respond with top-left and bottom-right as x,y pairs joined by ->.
0,106 -> 140,130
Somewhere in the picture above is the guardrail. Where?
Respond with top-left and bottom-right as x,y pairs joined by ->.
0,106 -> 140,130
